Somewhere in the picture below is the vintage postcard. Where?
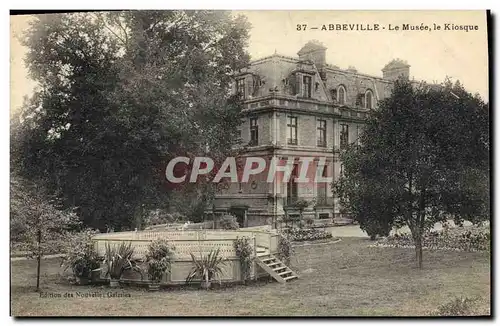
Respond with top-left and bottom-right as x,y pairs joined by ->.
10,10 -> 490,317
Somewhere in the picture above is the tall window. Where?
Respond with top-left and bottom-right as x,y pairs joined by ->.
340,123 -> 349,149
317,164 -> 328,205
236,78 -> 245,99
287,116 -> 298,145
365,90 -> 373,109
303,76 -> 312,98
338,85 -> 346,105
287,164 -> 299,204
317,119 -> 327,147
249,117 -> 258,146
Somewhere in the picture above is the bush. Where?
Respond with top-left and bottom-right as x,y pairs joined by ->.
277,233 -> 294,265
292,199 -> 310,210
146,240 -> 175,283
434,297 -> 477,316
10,217 -> 27,242
360,218 -> 392,240
374,226 -> 490,252
103,242 -> 143,281
60,229 -> 101,280
305,217 -> 315,227
233,237 -> 252,282
144,210 -> 187,227
284,228 -> 333,242
146,239 -> 175,261
219,214 -> 239,230
186,248 -> 226,289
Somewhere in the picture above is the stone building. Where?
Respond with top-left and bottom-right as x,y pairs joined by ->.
212,40 -> 411,228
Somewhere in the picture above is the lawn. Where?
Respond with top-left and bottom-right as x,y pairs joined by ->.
10,237 -> 490,316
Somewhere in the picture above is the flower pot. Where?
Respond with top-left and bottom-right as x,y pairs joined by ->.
91,269 -> 102,283
109,279 -> 120,288
148,283 -> 160,291
201,281 -> 211,290
76,276 -> 90,286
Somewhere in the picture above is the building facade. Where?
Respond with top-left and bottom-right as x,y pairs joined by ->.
212,40 -> 411,227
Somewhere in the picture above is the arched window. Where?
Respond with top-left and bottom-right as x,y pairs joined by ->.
337,85 -> 347,105
365,90 -> 374,109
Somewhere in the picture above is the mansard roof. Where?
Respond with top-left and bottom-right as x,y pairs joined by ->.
382,59 -> 410,71
297,40 -> 327,55
238,42 -> 414,108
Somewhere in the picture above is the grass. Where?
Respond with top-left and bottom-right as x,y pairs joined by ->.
10,237 -> 490,316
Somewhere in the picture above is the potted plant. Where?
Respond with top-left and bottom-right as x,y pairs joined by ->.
233,237 -> 253,284
219,214 -> 239,230
71,256 -> 101,285
146,240 -> 174,291
292,199 -> 310,229
103,242 -> 143,287
186,248 -> 226,289
60,229 -> 101,285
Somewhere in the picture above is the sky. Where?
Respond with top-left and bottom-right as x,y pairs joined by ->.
10,10 -> 489,114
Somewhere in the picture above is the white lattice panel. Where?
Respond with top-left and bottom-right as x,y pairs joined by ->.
92,229 -> 276,260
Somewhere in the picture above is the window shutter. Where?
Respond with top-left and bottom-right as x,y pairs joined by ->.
246,77 -> 253,97
295,73 -> 301,96
252,75 -> 261,96
289,73 -> 297,95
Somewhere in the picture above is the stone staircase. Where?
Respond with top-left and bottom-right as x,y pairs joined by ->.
255,247 -> 298,284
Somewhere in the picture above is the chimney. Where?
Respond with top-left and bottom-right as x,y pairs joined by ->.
298,40 -> 327,69
382,59 -> 410,80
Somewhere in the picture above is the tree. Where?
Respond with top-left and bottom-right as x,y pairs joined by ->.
334,77 -> 489,268
12,11 -> 250,231
11,173 -> 80,291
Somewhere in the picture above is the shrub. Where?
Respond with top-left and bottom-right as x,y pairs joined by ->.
434,297 -> 477,316
10,217 -> 27,242
146,240 -> 175,261
374,226 -> 490,252
305,216 -> 315,227
103,242 -> 143,281
219,214 -> 239,230
292,199 -> 310,210
233,237 -> 253,282
284,228 -> 333,242
144,210 -> 187,227
146,240 -> 175,283
277,233 -> 294,265
147,258 -> 170,283
60,229 -> 101,280
360,218 -> 392,240
186,248 -> 226,289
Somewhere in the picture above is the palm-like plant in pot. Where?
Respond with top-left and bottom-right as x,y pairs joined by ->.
146,240 -> 175,291
103,242 -> 143,287
186,248 -> 226,289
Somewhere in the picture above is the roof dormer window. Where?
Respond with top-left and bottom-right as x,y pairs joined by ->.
365,90 -> 374,109
338,85 -> 347,105
302,76 -> 312,98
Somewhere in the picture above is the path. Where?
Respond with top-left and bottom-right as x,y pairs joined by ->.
325,220 -> 474,238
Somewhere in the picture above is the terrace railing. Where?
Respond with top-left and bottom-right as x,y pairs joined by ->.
92,229 -> 278,260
